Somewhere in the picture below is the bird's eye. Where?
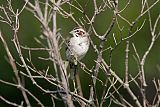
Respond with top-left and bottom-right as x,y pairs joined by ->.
75,30 -> 79,33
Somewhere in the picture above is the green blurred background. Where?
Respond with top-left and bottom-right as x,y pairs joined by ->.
0,0 -> 160,106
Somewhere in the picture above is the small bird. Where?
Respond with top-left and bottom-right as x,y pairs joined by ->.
66,27 -> 90,79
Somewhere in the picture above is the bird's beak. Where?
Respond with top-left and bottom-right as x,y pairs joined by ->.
69,30 -> 74,34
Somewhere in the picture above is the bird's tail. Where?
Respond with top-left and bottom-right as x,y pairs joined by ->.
69,62 -> 78,79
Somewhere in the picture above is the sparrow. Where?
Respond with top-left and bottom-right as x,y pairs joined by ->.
66,27 -> 90,79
